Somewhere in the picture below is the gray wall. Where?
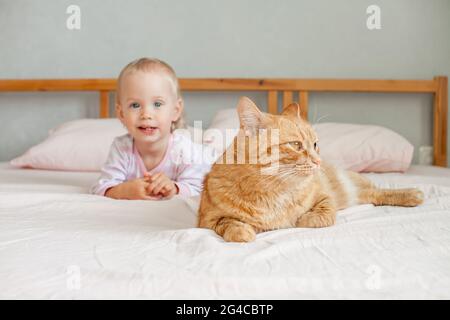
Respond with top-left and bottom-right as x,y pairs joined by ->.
0,0 -> 449,166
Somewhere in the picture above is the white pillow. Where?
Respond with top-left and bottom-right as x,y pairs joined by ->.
203,108 -> 240,153
10,119 -> 204,171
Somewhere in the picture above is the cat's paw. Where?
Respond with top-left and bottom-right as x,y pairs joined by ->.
403,188 -> 424,207
221,223 -> 256,243
296,212 -> 336,228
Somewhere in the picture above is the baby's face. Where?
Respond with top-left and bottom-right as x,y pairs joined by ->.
116,70 -> 182,144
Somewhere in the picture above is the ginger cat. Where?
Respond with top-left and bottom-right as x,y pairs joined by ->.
197,97 -> 424,242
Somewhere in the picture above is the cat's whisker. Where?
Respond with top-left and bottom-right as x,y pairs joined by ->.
260,164 -> 295,176
277,172 -> 299,184
312,113 -> 331,125
256,169 -> 286,181
275,168 -> 298,178
257,167 -> 297,185
259,170 -> 293,183
311,105 -> 319,124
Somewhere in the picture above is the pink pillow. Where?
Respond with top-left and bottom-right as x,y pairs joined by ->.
10,119 -> 204,172
11,119 -> 127,171
313,122 -> 414,172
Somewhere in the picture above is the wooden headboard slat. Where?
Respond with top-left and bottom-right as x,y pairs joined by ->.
0,78 -> 438,93
99,91 -> 110,118
433,76 -> 448,167
180,79 -> 439,93
267,91 -> 278,114
299,91 -> 309,120
282,91 -> 294,108
0,79 -> 116,91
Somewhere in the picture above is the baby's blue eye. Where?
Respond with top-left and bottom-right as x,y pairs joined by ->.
154,101 -> 162,108
130,102 -> 140,109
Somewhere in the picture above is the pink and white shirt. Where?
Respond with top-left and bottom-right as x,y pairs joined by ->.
90,133 -> 216,197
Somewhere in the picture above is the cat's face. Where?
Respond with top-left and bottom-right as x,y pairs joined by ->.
237,97 -> 321,177
276,115 -> 321,176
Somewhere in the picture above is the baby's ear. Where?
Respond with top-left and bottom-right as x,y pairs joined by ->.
172,98 -> 184,121
115,103 -> 124,121
237,97 -> 268,136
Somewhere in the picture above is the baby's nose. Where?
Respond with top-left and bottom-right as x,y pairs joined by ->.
141,105 -> 155,118
141,113 -> 153,119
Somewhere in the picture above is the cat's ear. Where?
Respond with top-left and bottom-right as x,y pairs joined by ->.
281,102 -> 302,119
237,96 -> 267,136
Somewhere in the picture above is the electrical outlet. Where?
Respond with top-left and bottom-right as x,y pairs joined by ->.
419,145 -> 433,165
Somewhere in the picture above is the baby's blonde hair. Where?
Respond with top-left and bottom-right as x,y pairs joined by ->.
116,57 -> 185,131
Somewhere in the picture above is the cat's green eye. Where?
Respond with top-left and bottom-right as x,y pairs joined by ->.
289,141 -> 302,150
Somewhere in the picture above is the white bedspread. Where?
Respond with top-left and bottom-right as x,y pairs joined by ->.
1,163 -> 450,299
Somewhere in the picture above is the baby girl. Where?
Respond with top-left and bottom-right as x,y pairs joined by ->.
91,58 -> 214,200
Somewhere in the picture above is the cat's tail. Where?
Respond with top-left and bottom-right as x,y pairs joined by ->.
359,188 -> 424,207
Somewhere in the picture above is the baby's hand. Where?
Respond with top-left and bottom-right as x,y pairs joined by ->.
105,178 -> 162,200
144,172 -> 179,200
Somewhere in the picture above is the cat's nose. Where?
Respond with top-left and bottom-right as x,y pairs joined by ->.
312,158 -> 321,166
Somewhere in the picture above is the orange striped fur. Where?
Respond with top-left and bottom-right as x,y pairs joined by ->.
198,97 -> 424,242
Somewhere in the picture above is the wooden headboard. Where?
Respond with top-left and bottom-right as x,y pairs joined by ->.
0,77 -> 447,167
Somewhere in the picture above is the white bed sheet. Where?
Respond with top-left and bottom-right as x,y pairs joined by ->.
1,162 -> 450,299
0,162 -> 98,193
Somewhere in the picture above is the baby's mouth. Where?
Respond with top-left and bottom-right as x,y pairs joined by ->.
137,126 -> 158,134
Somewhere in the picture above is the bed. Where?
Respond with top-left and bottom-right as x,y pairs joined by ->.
0,77 -> 449,299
